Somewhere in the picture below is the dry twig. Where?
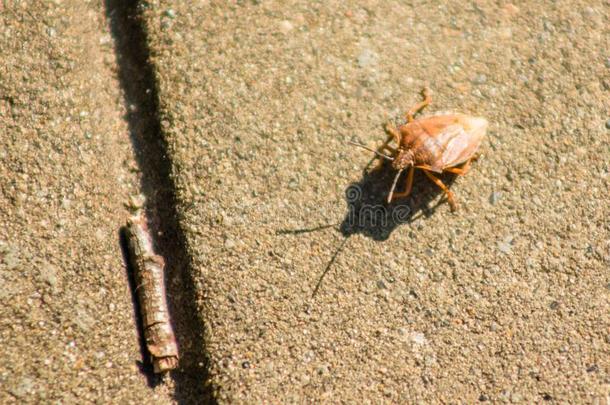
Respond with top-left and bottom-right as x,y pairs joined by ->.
125,214 -> 179,373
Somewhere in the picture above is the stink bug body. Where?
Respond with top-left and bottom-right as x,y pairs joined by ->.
352,88 -> 488,211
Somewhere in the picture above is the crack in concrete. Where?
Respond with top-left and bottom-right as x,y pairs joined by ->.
104,0 -> 215,402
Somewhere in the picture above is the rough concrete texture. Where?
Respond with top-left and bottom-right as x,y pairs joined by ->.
2,0 -> 609,403
141,0 -> 609,402
0,2 -> 175,403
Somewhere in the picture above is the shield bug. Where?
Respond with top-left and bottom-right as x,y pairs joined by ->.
352,88 -> 488,211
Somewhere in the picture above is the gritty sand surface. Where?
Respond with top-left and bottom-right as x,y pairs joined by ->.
141,0 -> 609,402
0,2 -> 175,403
2,0 -> 609,403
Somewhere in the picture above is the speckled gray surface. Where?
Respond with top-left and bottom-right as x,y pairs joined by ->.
140,0 -> 609,402
2,0 -> 609,403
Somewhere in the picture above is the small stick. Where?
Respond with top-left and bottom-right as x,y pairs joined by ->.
125,214 -> 179,373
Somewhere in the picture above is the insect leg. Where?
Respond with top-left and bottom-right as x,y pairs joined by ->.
370,125 -> 399,172
444,158 -> 473,175
390,166 -> 415,200
405,87 -> 432,123
383,122 -> 401,146
423,170 -> 457,211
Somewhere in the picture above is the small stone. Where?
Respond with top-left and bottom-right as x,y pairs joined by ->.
497,235 -> 514,254
75,307 -> 95,332
472,74 -> 487,85
224,239 -> 236,249
3,249 -> 19,270
99,34 -> 111,45
510,392 -> 522,402
605,118 -> 610,129
317,364 -> 330,375
479,393 -> 489,402
165,9 -> 176,18
279,20 -> 294,34
376,279 -> 387,289
40,263 -> 59,289
489,191 -> 502,205
10,377 -> 34,398
242,361 -> 250,369
303,350 -> 315,363
357,49 -> 378,68
126,194 -> 146,210
410,332 -> 426,346
94,229 -> 105,242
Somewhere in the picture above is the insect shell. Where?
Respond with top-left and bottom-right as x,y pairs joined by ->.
354,89 -> 488,211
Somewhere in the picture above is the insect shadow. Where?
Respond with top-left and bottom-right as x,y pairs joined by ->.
278,159 -> 457,296
339,159 -> 456,241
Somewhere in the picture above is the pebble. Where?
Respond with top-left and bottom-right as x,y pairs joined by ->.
410,332 -> 426,346
10,377 -> 34,398
165,9 -> 176,19
75,307 -> 95,332
39,263 -> 59,289
376,279 -> 387,289
357,49 -> 377,68
472,74 -> 487,85
224,239 -> 236,249
489,191 -> 502,205
279,20 -> 294,34
99,34 -> 111,45
303,350 -> 315,363
127,194 -> 146,210
3,249 -> 20,270
605,118 -> 610,129
497,235 -> 514,254
319,364 -> 333,376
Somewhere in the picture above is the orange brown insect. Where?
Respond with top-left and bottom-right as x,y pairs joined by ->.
352,88 -> 488,211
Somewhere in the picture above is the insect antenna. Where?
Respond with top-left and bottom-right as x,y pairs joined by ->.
349,141 -> 394,161
387,169 -> 404,203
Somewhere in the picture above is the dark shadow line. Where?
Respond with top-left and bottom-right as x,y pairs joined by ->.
312,236 -> 350,297
276,223 -> 340,235
104,1 -> 216,403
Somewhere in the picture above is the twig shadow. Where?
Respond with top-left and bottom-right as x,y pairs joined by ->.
118,227 -> 160,388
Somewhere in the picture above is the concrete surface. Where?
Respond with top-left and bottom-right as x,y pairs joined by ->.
0,2 -> 175,403
141,0 -> 609,402
2,0 -> 609,403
